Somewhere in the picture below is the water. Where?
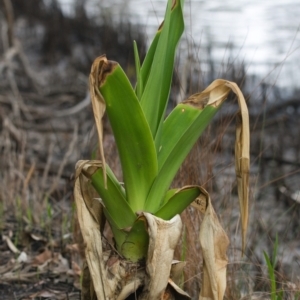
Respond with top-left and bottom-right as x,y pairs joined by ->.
57,0 -> 300,88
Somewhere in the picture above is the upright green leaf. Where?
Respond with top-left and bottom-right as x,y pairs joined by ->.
98,58 -> 158,212
133,40 -> 143,100
140,0 -> 185,140
139,23 -> 161,95
145,104 -> 219,213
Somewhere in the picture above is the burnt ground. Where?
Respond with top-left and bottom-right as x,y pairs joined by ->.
0,214 -> 81,300
1,0 -> 300,299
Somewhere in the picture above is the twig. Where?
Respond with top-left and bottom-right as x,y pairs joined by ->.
2,0 -> 14,48
47,124 -> 78,196
41,141 -> 55,190
14,40 -> 43,93
54,92 -> 90,117
3,117 -> 22,143
3,47 -> 33,120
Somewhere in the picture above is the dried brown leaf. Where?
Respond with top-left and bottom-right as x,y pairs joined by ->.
89,55 -> 107,187
193,187 -> 229,300
31,249 -> 52,266
170,260 -> 186,285
187,79 -> 249,253
75,161 -> 150,299
166,279 -> 191,299
74,160 -> 108,299
225,81 -> 249,253
140,213 -> 183,300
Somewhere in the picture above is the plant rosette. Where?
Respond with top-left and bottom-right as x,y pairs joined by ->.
74,0 -> 250,298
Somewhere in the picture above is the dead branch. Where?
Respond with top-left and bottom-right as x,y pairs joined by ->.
47,124 -> 79,196
2,0 -> 14,48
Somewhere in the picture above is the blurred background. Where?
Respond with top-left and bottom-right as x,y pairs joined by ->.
58,0 -> 300,89
0,0 -> 299,299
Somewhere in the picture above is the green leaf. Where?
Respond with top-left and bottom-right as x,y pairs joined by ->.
145,104 -> 219,213
263,251 -> 277,300
139,23 -> 161,95
161,188 -> 178,206
133,40 -> 143,100
155,186 -> 201,220
121,216 -> 149,262
140,0 -> 185,140
89,165 -> 136,230
99,61 -> 158,212
142,78 -> 249,255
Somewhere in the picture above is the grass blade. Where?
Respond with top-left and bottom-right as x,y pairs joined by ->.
263,251 -> 277,300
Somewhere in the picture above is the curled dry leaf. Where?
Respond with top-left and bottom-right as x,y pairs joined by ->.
225,81 -> 250,253
89,55 -> 108,187
75,160 -> 103,225
140,213 -> 183,300
186,79 -> 249,253
75,160 -> 146,299
192,187 -> 229,300
166,279 -> 191,300
170,260 -> 186,285
74,160 -> 108,299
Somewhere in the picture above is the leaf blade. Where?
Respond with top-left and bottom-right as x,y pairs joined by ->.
140,0 -> 184,139
145,103 -> 221,213
97,57 -> 158,212
145,79 -> 250,255
84,162 -> 137,230
155,186 -> 201,220
133,40 -> 143,100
